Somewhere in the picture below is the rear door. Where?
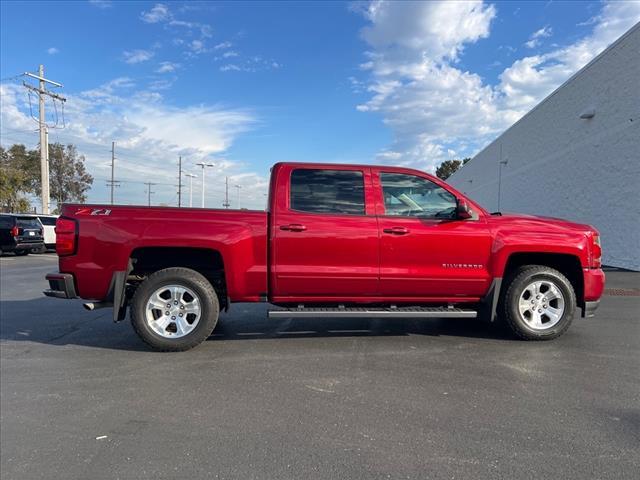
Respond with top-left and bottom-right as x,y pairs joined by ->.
375,170 -> 492,298
271,165 -> 379,299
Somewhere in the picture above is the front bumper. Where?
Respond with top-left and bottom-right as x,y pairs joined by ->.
44,272 -> 77,299
581,268 -> 605,318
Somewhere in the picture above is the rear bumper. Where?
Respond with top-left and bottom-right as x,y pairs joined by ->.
10,241 -> 44,251
582,300 -> 600,318
44,272 -> 77,299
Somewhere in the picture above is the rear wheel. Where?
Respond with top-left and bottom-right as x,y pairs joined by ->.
14,249 -> 28,256
130,267 -> 219,351
501,265 -> 576,340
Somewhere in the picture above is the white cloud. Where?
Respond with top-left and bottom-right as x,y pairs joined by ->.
156,61 -> 180,73
122,49 -> 154,64
354,0 -> 640,172
188,39 -> 206,54
0,80 -> 265,207
214,41 -> 233,50
218,56 -> 281,73
222,51 -> 239,58
140,3 -> 170,23
524,25 -> 552,48
47,47 -> 59,55
359,0 -> 495,62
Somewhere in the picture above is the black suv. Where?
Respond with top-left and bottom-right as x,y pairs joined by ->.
0,214 -> 45,256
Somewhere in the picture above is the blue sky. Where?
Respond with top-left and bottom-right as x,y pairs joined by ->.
1,1 -> 639,209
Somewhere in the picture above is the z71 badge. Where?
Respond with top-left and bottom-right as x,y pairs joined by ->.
75,208 -> 112,216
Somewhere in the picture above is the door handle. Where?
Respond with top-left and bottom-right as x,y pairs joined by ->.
280,223 -> 307,232
383,226 -> 409,235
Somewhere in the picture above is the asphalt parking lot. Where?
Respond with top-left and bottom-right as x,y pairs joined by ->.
1,254 -> 638,479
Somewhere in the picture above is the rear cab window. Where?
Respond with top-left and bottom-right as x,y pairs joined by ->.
290,169 -> 365,215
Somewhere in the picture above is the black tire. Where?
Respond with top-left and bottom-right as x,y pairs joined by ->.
501,265 -> 576,340
14,249 -> 28,256
130,267 -> 219,351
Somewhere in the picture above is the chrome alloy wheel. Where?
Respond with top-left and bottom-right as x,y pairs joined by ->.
145,284 -> 202,338
518,280 -> 565,330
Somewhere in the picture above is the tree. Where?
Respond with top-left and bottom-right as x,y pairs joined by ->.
0,142 -> 93,212
0,145 -> 37,212
47,143 -> 94,206
435,157 -> 471,180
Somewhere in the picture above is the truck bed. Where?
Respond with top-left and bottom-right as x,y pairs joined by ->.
58,204 -> 268,301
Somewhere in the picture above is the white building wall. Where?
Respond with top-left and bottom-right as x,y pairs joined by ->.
449,24 -> 640,271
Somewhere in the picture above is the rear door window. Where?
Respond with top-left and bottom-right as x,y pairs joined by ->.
0,216 -> 14,228
17,218 -> 41,229
38,216 -> 57,226
290,169 -> 365,215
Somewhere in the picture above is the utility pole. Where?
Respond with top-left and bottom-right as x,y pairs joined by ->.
185,173 -> 197,208
23,65 -> 65,214
195,162 -> 214,208
144,182 -> 156,206
177,156 -> 183,207
234,184 -> 242,209
106,141 -> 121,204
223,177 -> 230,209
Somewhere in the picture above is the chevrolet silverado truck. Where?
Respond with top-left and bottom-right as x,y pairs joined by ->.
44,162 -> 605,351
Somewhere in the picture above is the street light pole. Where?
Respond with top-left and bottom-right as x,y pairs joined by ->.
186,173 -> 197,208
234,184 -> 242,209
195,162 -> 214,208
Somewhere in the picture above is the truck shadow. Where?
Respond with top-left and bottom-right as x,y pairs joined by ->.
211,312 -> 513,343
0,298 -> 514,352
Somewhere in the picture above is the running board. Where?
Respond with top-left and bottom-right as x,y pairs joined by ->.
268,306 -> 477,319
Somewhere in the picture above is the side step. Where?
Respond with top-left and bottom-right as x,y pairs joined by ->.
268,306 -> 477,319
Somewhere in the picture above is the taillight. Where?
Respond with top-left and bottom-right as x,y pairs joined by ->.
10,226 -> 19,237
591,234 -> 602,268
55,217 -> 78,256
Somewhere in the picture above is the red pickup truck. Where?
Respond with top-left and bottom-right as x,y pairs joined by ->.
45,162 -> 605,351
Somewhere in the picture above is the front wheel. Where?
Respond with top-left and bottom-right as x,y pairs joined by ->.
501,265 -> 576,340
130,267 -> 220,351
14,249 -> 28,256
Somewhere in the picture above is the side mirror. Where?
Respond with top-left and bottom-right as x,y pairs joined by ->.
456,199 -> 473,220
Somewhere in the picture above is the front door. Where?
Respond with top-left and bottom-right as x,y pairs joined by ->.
375,171 -> 492,298
271,166 -> 379,299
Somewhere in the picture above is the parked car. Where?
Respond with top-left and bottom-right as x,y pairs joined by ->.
43,162 -> 605,351
0,213 -> 45,256
19,213 -> 58,250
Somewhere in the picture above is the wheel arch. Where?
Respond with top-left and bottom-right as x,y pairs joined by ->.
503,252 -> 584,306
484,252 -> 585,322
128,246 -> 228,311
